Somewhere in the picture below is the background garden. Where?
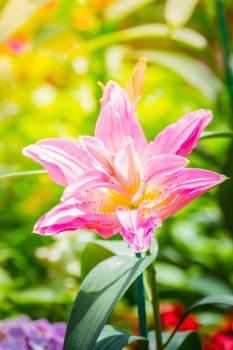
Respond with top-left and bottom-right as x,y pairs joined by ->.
0,0 -> 233,348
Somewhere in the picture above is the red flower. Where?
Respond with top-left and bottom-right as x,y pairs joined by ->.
203,315 -> 233,350
160,302 -> 199,332
204,332 -> 233,350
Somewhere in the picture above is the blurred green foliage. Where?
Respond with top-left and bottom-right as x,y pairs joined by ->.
0,0 -> 232,335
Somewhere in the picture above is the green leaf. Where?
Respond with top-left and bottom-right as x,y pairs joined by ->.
135,50 -> 222,100
81,238 -> 158,279
90,239 -> 133,256
81,242 -> 113,280
164,295 -> 233,347
64,254 -> 154,350
92,237 -> 158,258
73,24 -> 207,56
164,331 -> 202,350
94,325 -> 147,350
104,0 -> 155,22
165,0 -> 200,28
199,130 -> 233,140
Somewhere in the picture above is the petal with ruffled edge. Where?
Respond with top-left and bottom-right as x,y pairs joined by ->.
143,168 -> 227,220
23,139 -> 91,186
61,170 -> 124,201
34,191 -> 123,238
147,109 -> 212,157
117,208 -> 161,252
95,82 -> 147,154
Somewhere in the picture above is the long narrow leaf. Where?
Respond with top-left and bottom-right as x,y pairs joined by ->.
72,24 -> 207,57
64,254 -> 154,350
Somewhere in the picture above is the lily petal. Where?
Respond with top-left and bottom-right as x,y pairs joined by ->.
23,138 -> 90,186
117,208 -> 161,252
61,170 -> 124,201
34,194 -> 121,238
79,136 -> 114,175
34,198 -> 86,235
145,168 -> 227,219
114,139 -> 141,196
148,109 -> 212,157
144,154 -> 189,183
95,81 -> 147,154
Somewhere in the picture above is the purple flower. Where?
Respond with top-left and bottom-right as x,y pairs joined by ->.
0,316 -> 66,349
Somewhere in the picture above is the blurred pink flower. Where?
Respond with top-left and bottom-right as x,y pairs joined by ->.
23,61 -> 226,252
6,35 -> 30,55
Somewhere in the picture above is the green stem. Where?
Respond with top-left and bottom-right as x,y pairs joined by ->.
199,130 -> 233,140
0,169 -> 47,179
148,263 -> 163,350
135,252 -> 148,338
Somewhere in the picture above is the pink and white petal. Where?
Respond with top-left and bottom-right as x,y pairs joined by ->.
72,189 -> 123,238
144,154 -> 189,183
23,138 -> 91,186
79,136 -> 114,175
114,140 -> 141,196
148,109 -> 212,157
159,168 -> 226,198
145,168 -> 227,219
83,213 -> 120,238
132,154 -> 188,203
34,198 -> 86,235
95,101 -> 127,153
34,195 -> 121,238
61,170 -> 124,201
95,81 -> 147,154
116,208 -> 158,252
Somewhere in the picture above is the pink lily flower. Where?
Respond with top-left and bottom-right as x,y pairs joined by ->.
23,59 -> 226,252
